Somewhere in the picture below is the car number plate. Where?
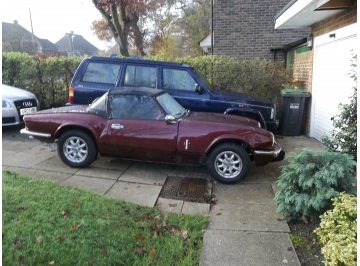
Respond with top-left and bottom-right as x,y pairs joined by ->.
20,107 -> 37,115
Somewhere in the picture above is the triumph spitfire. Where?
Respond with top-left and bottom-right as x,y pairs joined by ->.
20,87 -> 284,184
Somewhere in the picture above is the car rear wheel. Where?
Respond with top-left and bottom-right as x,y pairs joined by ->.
207,143 -> 250,184
58,130 -> 97,168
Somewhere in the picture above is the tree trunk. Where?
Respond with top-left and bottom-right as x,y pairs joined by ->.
131,23 -> 145,56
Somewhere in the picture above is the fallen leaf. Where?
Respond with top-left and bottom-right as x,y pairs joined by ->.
102,247 -> 107,256
72,225 -> 77,230
62,209 -> 70,219
36,237 -> 41,243
169,203 -> 178,207
14,238 -> 20,244
133,246 -> 146,254
48,261 -> 55,265
144,213 -> 152,220
149,248 -> 156,256
121,221 -> 127,225
18,256 -> 25,264
59,236 -> 66,241
15,206 -> 25,211
73,200 -> 78,204
17,245 -> 22,249
134,235 -> 145,241
182,230 -> 188,240
216,212 -> 221,216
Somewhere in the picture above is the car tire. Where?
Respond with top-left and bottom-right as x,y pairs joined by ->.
207,143 -> 250,184
57,130 -> 97,168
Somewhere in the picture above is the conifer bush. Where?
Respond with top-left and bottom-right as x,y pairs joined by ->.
314,193 -> 357,266
274,149 -> 356,222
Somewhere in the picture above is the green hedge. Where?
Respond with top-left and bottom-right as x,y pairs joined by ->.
3,53 -> 292,113
2,52 -> 83,108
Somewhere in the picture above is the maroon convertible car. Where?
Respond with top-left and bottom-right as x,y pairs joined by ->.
21,87 -> 284,184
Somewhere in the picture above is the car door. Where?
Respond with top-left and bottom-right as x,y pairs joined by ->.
160,67 -> 210,111
99,94 -> 178,162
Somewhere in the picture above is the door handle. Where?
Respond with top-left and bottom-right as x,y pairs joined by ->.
111,124 -> 124,129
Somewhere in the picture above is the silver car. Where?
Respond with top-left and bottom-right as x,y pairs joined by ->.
2,84 -> 40,126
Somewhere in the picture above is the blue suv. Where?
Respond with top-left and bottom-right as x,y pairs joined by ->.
69,57 -> 279,131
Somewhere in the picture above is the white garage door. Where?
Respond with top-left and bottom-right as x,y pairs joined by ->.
311,23 -> 357,141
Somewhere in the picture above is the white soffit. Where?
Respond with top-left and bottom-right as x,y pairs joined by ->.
275,0 -> 344,29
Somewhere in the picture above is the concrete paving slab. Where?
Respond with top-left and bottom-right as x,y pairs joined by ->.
156,198 -> 183,213
32,156 -> 79,174
2,148 -> 57,168
209,204 -> 289,232
182,201 -> 210,216
91,157 -> 131,171
105,181 -> 162,207
119,163 -> 168,185
279,135 -> 325,153
4,166 -> 72,183
200,229 -> 300,266
61,175 -> 117,195
213,183 -> 275,205
2,139 -> 40,152
75,167 -> 123,180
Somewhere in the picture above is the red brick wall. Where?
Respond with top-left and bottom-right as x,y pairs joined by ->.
312,1 -> 357,38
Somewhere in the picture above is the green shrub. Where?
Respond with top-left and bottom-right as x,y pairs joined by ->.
274,149 -> 356,222
314,192 -> 357,266
321,54 -> 357,161
2,52 -> 83,108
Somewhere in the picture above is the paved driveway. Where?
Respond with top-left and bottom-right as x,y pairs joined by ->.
2,124 -> 326,266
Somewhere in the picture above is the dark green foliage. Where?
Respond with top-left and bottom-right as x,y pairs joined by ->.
274,149 -> 356,222
2,52 -> 83,109
321,54 -> 357,161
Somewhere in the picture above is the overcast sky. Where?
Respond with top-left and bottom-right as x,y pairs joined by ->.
1,0 -> 114,50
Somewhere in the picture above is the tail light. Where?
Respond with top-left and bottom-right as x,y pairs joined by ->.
69,87 -> 74,103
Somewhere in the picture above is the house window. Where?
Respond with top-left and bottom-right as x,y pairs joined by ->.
82,62 -> 121,84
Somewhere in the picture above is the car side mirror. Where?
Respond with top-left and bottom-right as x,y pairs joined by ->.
195,84 -> 204,94
165,115 -> 176,124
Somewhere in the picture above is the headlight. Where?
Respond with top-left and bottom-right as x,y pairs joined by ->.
2,100 -> 11,108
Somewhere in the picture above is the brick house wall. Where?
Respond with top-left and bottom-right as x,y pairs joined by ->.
291,2 -> 357,136
213,0 -> 310,61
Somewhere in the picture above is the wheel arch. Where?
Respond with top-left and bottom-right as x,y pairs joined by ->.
54,125 -> 98,151
206,139 -> 252,159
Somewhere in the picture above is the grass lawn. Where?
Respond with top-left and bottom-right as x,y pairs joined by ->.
2,170 -> 209,265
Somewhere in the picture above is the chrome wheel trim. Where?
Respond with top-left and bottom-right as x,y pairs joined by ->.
214,150 -> 242,179
63,136 -> 88,164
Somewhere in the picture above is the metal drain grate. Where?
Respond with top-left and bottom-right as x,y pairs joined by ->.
160,176 -> 208,202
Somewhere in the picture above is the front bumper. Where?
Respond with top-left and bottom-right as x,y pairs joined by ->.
252,142 -> 285,166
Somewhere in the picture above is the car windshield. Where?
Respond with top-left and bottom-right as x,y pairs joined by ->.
156,93 -> 186,118
194,69 -> 215,91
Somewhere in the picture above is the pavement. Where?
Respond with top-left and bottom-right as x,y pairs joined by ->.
2,125 -> 326,266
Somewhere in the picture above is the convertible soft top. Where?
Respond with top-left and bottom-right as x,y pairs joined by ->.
108,86 -> 164,97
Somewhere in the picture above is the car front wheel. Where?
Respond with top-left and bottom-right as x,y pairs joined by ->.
207,143 -> 250,184
57,130 -> 97,168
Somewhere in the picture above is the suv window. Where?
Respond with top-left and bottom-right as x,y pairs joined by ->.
82,62 -> 121,84
163,68 -> 197,91
109,94 -> 164,120
124,65 -> 157,88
